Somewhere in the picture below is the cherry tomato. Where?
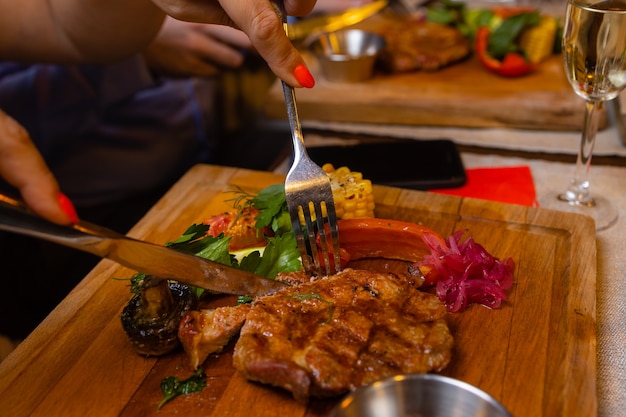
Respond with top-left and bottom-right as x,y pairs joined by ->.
204,209 -> 273,251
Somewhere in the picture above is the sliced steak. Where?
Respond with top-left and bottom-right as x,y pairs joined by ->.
179,304 -> 251,369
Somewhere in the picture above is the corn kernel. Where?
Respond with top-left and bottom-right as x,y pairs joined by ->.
519,15 -> 558,64
323,163 -> 375,219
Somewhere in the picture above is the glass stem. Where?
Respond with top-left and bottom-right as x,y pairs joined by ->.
563,100 -> 600,205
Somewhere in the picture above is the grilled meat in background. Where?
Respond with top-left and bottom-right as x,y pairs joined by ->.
378,20 -> 471,73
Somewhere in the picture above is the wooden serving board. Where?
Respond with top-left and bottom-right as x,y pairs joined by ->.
0,164 -> 596,417
264,18 -> 606,131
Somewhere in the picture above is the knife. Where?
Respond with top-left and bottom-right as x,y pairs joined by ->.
0,194 -> 288,297
287,0 -> 388,41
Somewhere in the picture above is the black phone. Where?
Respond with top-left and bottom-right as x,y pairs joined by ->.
307,139 -> 466,190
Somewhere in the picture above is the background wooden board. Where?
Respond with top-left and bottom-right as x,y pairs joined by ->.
0,164 -> 597,417
264,17 -> 606,131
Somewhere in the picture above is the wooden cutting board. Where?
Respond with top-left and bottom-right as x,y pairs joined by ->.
264,18 -> 606,131
0,164 -> 596,417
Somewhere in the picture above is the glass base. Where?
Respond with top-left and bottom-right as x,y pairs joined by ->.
538,191 -> 618,231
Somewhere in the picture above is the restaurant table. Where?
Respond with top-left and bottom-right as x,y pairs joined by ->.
0,123 -> 624,416
460,156 -> 625,417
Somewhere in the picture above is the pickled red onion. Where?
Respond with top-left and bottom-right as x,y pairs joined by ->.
417,230 -> 515,313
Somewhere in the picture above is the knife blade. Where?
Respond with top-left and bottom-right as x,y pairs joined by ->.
287,0 -> 388,41
0,194 -> 288,297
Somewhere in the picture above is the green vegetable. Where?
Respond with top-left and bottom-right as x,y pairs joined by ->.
166,224 -> 234,266
460,8 -> 498,38
425,1 -> 545,55
487,12 -> 541,59
289,292 -> 334,324
157,368 -> 207,410
426,0 -> 497,39
122,183 -> 301,300
251,183 -> 292,235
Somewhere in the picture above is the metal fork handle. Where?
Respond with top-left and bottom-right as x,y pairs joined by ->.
281,82 -> 308,166
271,0 -> 308,164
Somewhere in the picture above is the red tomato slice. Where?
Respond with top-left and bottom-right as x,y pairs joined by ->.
204,209 -> 272,251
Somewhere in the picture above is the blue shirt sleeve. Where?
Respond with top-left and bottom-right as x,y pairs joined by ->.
0,58 -> 219,207
0,57 -> 155,156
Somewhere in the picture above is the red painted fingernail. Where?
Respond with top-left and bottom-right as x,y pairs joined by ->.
294,64 -> 315,88
57,192 -> 79,224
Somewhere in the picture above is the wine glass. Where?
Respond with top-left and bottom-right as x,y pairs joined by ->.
539,0 -> 626,231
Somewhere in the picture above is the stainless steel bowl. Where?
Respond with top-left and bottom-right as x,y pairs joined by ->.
308,29 -> 385,83
329,374 -> 513,417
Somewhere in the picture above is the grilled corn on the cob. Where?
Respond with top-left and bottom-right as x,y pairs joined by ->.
519,15 -> 558,64
323,164 -> 375,219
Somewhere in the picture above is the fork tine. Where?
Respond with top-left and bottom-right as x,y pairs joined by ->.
317,201 -> 341,276
325,203 -> 341,274
312,202 -> 332,275
290,209 -> 314,273
290,201 -> 339,276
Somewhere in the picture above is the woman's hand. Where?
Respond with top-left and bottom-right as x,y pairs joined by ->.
0,110 -> 77,225
150,0 -> 317,87
143,18 -> 253,77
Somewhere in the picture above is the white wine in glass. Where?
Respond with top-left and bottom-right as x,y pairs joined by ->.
539,0 -> 626,231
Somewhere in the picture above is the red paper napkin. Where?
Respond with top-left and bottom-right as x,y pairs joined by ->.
430,166 -> 537,207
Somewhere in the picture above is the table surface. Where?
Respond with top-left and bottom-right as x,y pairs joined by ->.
0,163 -> 601,417
461,153 -> 626,417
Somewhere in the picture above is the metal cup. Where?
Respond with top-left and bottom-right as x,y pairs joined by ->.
329,374 -> 513,417
308,29 -> 385,83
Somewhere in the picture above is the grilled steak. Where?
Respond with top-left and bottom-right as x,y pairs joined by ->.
378,20 -> 471,73
179,268 -> 453,402
179,304 -> 251,369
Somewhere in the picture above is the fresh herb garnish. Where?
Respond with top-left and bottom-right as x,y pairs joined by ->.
250,183 -> 292,235
120,183 -> 301,299
249,233 -> 301,278
157,368 -> 207,410
128,272 -> 147,295
288,292 -> 335,324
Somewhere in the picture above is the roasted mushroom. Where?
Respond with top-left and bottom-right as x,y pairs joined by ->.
121,275 -> 197,356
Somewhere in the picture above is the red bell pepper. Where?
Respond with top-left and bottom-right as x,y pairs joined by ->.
475,26 -> 535,77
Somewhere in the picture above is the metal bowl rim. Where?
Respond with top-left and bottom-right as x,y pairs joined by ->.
306,29 -> 385,55
333,374 -> 514,417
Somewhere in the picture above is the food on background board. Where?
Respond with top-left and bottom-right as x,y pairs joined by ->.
426,2 -> 559,76
377,20 -> 472,73
371,1 -> 560,77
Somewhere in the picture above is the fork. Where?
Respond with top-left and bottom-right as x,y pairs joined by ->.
272,0 -> 341,276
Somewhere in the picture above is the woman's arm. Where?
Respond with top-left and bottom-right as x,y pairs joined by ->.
0,0 -> 318,225
0,0 -> 317,87
0,0 -> 165,64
